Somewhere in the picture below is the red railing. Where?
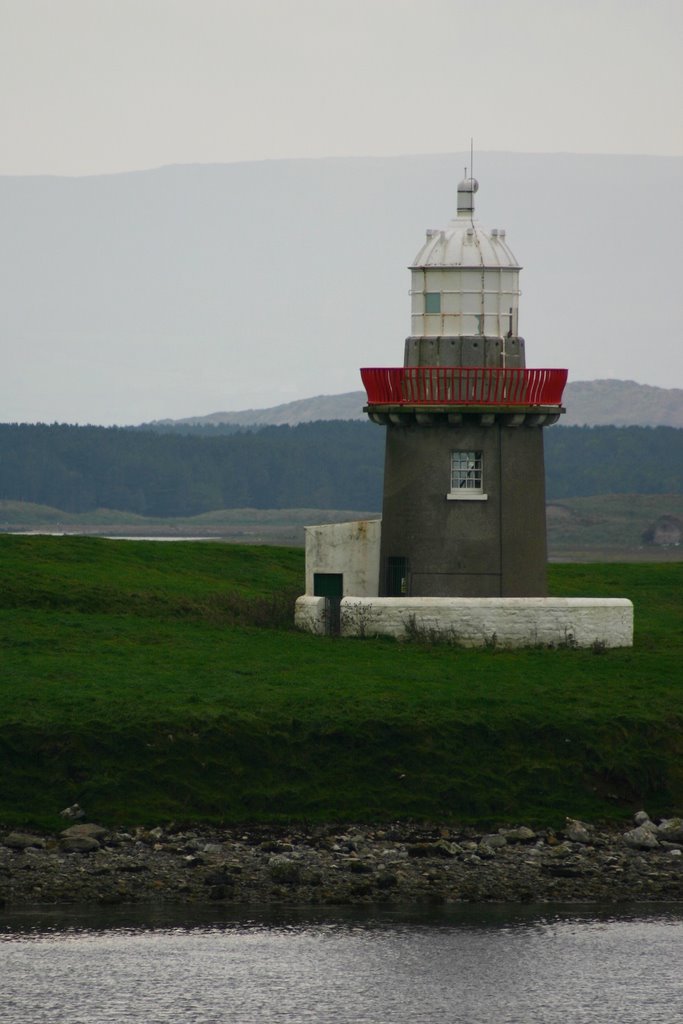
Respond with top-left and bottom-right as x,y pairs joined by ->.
360,367 -> 567,407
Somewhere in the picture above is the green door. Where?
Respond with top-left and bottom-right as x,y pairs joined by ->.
313,573 -> 343,598
313,573 -> 343,635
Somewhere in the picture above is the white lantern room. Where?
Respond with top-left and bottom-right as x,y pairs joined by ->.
409,177 -> 521,346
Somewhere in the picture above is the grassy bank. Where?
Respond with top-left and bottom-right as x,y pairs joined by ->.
0,500 -> 380,546
547,493 -> 683,560
1,536 -> 681,829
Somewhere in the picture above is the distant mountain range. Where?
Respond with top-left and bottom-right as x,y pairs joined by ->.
150,379 -> 683,430
1,152 -> 681,425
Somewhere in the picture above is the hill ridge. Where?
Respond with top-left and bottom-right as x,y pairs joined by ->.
146,379 -> 683,430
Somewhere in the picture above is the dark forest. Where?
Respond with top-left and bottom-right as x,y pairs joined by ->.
0,421 -> 680,516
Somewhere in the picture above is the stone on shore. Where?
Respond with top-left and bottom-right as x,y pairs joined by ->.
61,823 -> 108,840
1,818 -> 682,908
564,818 -> 594,844
657,818 -> 683,843
623,824 -> 660,850
60,836 -> 101,853
268,856 -> 301,884
2,832 -> 46,850
500,826 -> 536,843
481,834 -> 507,849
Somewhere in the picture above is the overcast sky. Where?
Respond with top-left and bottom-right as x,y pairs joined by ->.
1,0 -> 681,176
0,1 -> 681,423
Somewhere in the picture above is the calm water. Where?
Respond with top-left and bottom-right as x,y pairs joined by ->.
2,904 -> 682,1023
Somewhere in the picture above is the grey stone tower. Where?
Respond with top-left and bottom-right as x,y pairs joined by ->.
362,177 -> 567,598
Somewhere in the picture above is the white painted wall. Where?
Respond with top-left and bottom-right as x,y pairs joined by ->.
295,596 -> 634,648
304,520 -> 381,597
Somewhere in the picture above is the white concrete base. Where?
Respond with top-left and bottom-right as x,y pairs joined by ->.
294,595 -> 328,636
295,596 -> 634,648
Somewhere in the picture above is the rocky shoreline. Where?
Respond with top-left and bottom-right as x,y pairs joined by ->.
2,814 -> 682,909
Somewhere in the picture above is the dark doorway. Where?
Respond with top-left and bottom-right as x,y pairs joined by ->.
386,557 -> 408,596
313,573 -> 343,635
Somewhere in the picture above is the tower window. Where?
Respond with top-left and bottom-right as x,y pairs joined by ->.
448,450 -> 487,500
424,292 -> 441,314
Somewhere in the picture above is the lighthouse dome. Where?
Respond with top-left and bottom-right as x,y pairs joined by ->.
411,177 -> 520,270
411,220 -> 519,270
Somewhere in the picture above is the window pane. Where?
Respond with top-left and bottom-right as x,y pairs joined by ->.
425,292 -> 441,314
450,450 -> 483,491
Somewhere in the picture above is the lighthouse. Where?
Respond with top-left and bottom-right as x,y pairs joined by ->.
362,176 -> 567,598
295,172 -> 632,648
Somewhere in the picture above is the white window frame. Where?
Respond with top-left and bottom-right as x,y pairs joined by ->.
447,450 -> 488,501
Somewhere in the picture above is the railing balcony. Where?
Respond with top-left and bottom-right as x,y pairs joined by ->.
361,367 -> 568,408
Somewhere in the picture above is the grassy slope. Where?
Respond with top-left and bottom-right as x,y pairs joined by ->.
547,493 -> 683,555
1,536 -> 681,829
0,500 -> 378,530
4,493 -> 683,559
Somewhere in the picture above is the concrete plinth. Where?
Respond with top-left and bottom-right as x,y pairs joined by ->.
295,596 -> 634,648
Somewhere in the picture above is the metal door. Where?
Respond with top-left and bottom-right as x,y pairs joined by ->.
386,557 -> 408,596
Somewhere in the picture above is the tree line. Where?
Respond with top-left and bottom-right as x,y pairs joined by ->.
0,421 -> 384,516
0,421 -> 680,517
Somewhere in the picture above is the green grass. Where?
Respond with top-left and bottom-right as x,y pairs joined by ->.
1,536 -> 682,829
0,534 -> 302,622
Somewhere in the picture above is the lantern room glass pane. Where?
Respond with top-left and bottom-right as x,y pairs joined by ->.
424,292 -> 441,314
